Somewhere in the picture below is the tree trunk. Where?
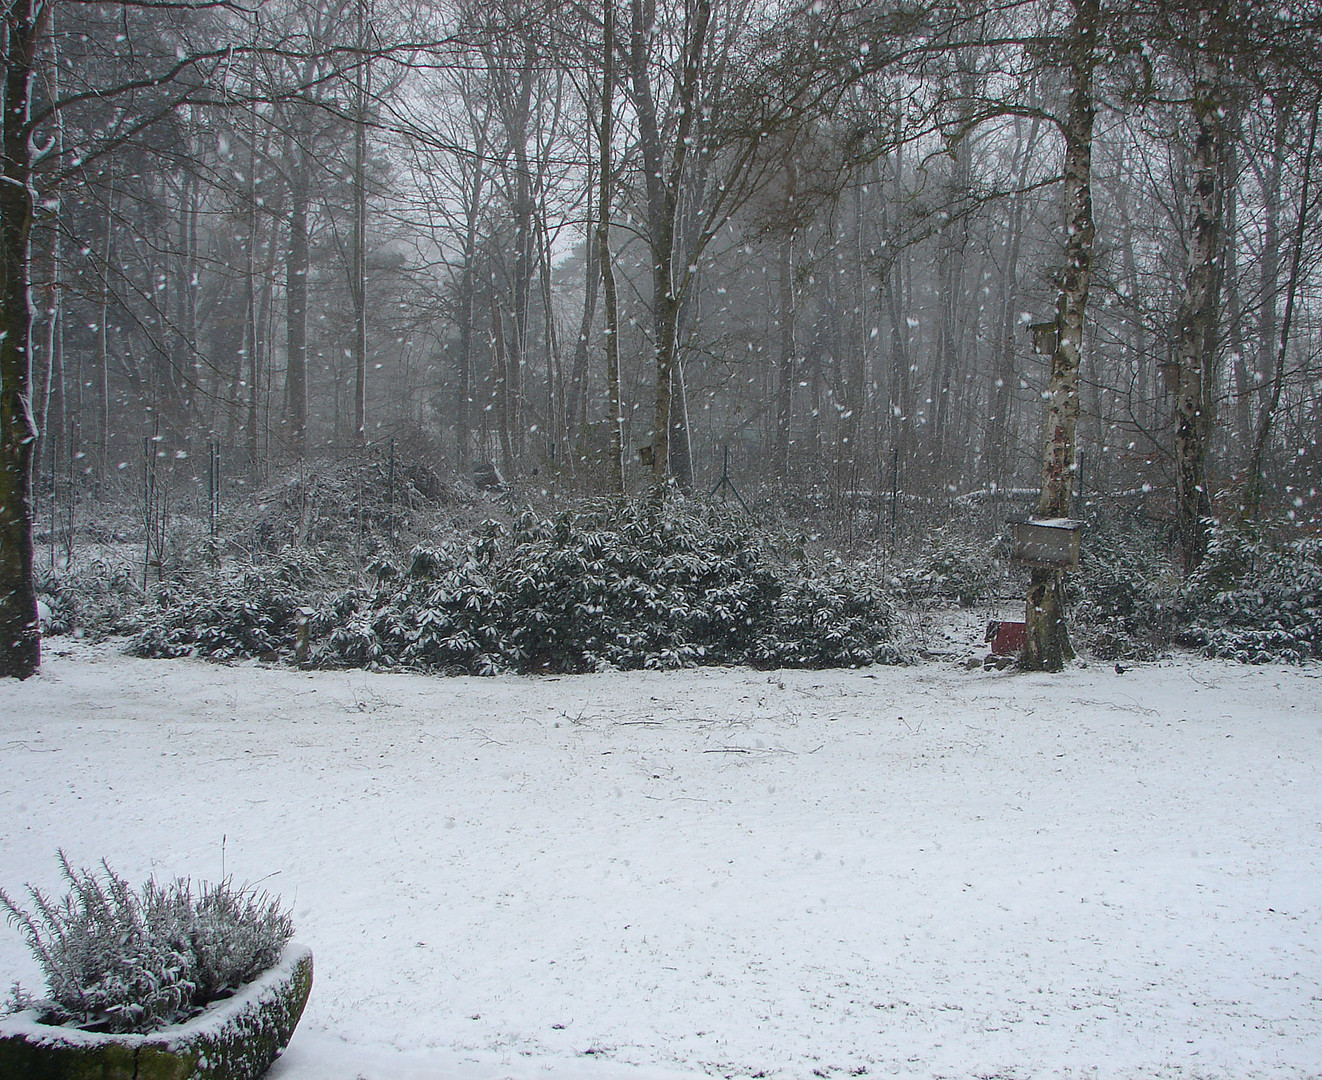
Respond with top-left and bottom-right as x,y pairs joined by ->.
882,159 -> 913,475
774,229 -> 796,479
1172,52 -> 1227,573
492,291 -> 515,478
988,114 -> 1039,488
97,183 -> 113,486
243,121 -> 262,474
567,158 -> 598,448
1023,0 -> 1096,673
33,218 -> 57,501
625,0 -> 711,488
669,357 -> 694,488
650,291 -> 679,486
508,57 -> 536,466
0,0 -> 46,678
1219,108 -> 1245,455
1111,157 -> 1151,441
456,258 -> 476,470
536,206 -> 562,457
598,0 -> 624,495
1255,100 -> 1284,430
455,110 -> 489,472
285,130 -> 310,457
33,26 -> 61,498
352,0 -> 370,445
1244,99 -> 1318,521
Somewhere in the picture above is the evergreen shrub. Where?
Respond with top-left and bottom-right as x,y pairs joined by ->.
0,853 -> 292,1034
1072,522 -> 1179,660
35,558 -> 143,639
1181,523 -> 1322,663
325,499 -> 910,673
754,560 -> 909,667
131,548 -> 337,660
895,530 -> 1002,607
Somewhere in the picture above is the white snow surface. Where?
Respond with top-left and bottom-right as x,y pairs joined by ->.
2,640 -> 1320,1080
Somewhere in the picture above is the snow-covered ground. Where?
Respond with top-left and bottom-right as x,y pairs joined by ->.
2,639 -> 1320,1079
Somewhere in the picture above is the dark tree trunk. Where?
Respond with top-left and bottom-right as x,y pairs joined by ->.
285,133 -> 310,457
1256,101 -> 1284,431
351,0 -> 370,445
492,291 -> 515,478
456,257 -> 476,470
774,230 -> 796,479
1245,100 -> 1318,521
455,112 -> 489,472
567,160 -> 598,448
1172,53 -> 1227,573
0,0 -> 45,678
625,0 -> 711,488
599,0 -> 624,494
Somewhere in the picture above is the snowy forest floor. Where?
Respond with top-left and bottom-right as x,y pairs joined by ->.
2,637 -> 1320,1080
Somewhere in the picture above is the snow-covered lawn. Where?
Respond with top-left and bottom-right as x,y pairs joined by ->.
2,641 -> 1320,1079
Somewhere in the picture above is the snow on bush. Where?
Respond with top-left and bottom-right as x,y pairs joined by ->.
1071,521 -> 1180,661
128,499 -> 911,673
1181,523 -> 1322,663
120,495 -> 1322,669
0,853 -> 292,1034
327,500 -> 912,674
131,548 -> 341,661
894,529 -> 1003,608
1070,518 -> 1322,664
35,557 -> 144,639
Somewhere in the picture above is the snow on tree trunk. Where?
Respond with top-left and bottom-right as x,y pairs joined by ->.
1023,0 -> 1095,673
0,1 -> 43,680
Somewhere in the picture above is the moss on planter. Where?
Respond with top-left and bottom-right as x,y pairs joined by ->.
0,944 -> 312,1080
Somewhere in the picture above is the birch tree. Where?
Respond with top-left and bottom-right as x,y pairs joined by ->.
1023,0 -> 1098,672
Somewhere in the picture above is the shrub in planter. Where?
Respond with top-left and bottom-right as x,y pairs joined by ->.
0,854 -> 310,1080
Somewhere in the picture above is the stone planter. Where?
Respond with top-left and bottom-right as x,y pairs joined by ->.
0,942 -> 312,1080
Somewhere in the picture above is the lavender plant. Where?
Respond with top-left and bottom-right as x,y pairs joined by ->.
0,853 -> 292,1033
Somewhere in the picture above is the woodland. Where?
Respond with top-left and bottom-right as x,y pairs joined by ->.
3,0 -> 1322,678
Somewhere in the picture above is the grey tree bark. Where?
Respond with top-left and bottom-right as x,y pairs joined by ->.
284,118 -> 310,456
1244,99 -> 1318,521
351,0 -> 371,445
624,0 -> 711,488
598,0 -> 624,495
1171,48 -> 1228,573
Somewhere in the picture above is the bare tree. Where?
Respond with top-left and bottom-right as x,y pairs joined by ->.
1245,97 -> 1319,520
